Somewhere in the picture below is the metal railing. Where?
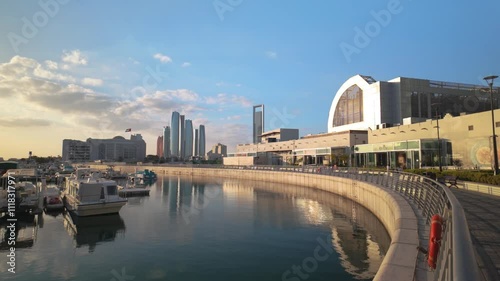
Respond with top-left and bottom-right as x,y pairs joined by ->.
94,163 -> 482,281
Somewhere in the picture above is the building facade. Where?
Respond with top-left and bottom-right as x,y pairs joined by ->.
157,136 -> 163,158
253,105 -> 264,144
199,125 -> 206,157
170,112 -> 180,158
62,140 -> 91,162
163,126 -> 170,158
194,129 -> 199,157
354,109 -> 500,170
328,75 -> 499,133
185,119 -> 194,159
63,135 -> 146,163
180,115 -> 185,160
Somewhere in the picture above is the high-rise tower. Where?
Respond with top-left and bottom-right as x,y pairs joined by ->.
163,126 -> 170,158
199,125 -> 206,158
170,112 -> 180,157
253,105 -> 264,144
194,129 -> 199,157
179,115 -> 185,159
185,119 -> 193,159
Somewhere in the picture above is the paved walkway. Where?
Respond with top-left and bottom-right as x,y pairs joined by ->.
452,189 -> 500,281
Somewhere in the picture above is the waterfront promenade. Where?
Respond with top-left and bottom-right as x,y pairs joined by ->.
452,188 -> 500,281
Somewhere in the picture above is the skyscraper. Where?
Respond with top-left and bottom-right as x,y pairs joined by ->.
157,136 -> 163,157
253,104 -> 264,144
170,112 -> 180,157
185,119 -> 193,159
163,126 -> 170,158
199,125 -> 206,158
194,129 -> 199,157
180,115 -> 185,160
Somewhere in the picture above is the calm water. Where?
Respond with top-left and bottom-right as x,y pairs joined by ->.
1,175 -> 390,281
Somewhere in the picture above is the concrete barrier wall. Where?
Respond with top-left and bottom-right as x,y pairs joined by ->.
92,165 -> 418,280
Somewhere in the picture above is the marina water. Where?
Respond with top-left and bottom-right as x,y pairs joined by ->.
1,175 -> 390,281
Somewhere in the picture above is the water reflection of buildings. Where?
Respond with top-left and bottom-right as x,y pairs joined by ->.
159,175 -> 390,279
162,176 -> 211,217
246,181 -> 391,280
63,212 -> 125,253
0,213 -> 40,250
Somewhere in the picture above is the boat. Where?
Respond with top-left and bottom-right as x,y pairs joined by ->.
104,167 -> 127,180
0,169 -> 42,214
131,169 -> 157,181
43,186 -> 64,211
62,168 -> 127,217
15,181 -> 40,212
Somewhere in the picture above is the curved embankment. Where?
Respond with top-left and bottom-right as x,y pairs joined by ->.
97,165 -> 419,281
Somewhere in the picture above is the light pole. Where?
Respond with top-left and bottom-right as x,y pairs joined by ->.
431,103 -> 442,172
484,75 -> 499,175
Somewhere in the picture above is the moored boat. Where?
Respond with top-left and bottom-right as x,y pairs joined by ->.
43,187 -> 64,211
62,169 -> 127,217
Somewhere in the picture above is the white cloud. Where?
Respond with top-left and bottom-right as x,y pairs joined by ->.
45,60 -> 58,70
181,62 -> 191,67
153,53 -> 172,64
33,66 -> 76,83
266,51 -> 277,59
81,77 -> 104,87
62,49 -> 88,65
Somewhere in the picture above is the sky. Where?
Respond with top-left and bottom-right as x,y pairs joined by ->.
0,0 -> 499,159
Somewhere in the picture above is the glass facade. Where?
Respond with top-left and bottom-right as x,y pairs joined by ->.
407,88 -> 498,119
170,112 -> 180,157
333,85 -> 363,127
185,120 -> 193,159
354,139 -> 451,169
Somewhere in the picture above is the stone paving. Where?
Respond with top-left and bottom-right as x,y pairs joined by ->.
452,189 -> 500,281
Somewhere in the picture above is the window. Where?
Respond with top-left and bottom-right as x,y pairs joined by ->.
496,122 -> 500,128
468,125 -> 474,131
333,85 -> 363,127
107,185 -> 118,196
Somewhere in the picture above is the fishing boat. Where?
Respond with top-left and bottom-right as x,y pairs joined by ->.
62,168 -> 127,217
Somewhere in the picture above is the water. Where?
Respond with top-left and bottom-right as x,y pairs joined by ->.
0,175 -> 390,281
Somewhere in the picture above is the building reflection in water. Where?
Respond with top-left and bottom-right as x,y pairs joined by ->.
63,212 -> 126,253
223,179 -> 390,280
158,175 -> 390,279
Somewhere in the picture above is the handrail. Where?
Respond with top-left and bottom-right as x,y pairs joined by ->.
90,163 -> 482,281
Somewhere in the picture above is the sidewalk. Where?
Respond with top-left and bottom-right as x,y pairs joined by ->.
451,189 -> 500,281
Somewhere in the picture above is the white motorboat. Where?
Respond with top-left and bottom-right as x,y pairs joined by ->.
16,181 -> 40,211
0,169 -> 42,213
62,169 -> 127,217
43,187 -> 64,211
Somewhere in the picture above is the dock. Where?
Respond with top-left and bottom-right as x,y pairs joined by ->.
118,188 -> 150,197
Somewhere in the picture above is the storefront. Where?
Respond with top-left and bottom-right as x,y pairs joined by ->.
354,139 -> 451,169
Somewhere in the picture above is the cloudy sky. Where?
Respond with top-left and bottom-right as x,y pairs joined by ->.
0,0 -> 499,159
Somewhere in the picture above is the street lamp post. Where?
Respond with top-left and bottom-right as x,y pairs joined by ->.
484,75 -> 499,175
431,103 -> 442,172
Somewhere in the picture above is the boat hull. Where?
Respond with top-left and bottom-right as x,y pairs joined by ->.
64,196 -> 127,217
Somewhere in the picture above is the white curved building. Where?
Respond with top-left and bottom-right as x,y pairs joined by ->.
328,74 -> 496,133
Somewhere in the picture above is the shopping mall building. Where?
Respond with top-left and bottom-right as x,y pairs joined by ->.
224,74 -> 500,169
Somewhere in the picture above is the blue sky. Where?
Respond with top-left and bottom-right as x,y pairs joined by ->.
0,0 -> 499,158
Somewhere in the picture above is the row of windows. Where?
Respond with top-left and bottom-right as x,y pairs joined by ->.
468,122 -> 500,131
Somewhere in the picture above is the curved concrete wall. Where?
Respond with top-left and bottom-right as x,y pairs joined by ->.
94,165 -> 419,280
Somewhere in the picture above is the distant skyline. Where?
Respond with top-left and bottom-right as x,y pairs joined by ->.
0,0 -> 499,158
